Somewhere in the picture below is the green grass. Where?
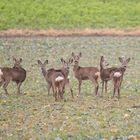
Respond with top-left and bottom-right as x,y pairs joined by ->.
0,36 -> 140,139
0,0 -> 140,30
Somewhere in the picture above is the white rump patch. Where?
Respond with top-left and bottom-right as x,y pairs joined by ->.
114,72 -> 122,77
55,76 -> 64,82
0,69 -> 3,75
95,72 -> 100,77
67,75 -> 70,79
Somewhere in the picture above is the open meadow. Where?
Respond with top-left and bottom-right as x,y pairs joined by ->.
0,0 -> 140,30
0,36 -> 140,139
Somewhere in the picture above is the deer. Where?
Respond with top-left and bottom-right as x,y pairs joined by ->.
100,56 -> 118,95
0,57 -> 26,95
71,52 -> 100,96
37,60 -> 65,101
60,57 -> 74,98
112,57 -> 130,98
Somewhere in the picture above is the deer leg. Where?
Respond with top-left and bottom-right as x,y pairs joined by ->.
113,85 -> 116,98
54,91 -> 57,101
67,79 -> 74,98
17,82 -> 22,95
118,87 -> 121,99
101,80 -> 104,95
3,79 -> 10,95
52,86 -> 55,97
56,87 -> 59,100
59,92 -> 63,100
0,80 -> 4,87
105,81 -> 108,94
59,82 -> 64,100
120,76 -> 123,88
60,90 -> 63,100
62,80 -> 66,99
95,80 -> 99,96
54,88 -> 58,101
52,83 -> 57,101
78,80 -> 82,96
91,78 -> 99,95
47,83 -> 52,96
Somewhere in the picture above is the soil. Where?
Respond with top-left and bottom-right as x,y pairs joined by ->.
0,28 -> 140,37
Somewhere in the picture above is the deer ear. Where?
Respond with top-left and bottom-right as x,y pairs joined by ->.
60,58 -> 65,63
13,56 -> 17,62
101,56 -> 104,61
106,62 -> 109,66
72,52 -> 75,57
126,58 -> 130,63
69,58 -> 73,64
79,52 -> 82,57
44,60 -> 48,65
119,57 -> 123,63
37,60 -> 42,65
19,58 -> 22,63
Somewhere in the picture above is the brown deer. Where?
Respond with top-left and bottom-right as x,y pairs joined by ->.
37,60 -> 65,101
100,56 -> 118,95
112,57 -> 130,98
60,58 -> 74,98
72,52 -> 100,96
0,57 -> 26,95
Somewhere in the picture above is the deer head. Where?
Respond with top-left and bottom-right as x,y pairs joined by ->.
60,58 -> 73,70
71,52 -> 82,65
119,56 -> 130,68
100,56 -> 109,69
37,60 -> 48,68
37,60 -> 48,77
13,57 -> 23,68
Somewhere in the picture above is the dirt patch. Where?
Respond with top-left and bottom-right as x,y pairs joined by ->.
0,28 -> 140,37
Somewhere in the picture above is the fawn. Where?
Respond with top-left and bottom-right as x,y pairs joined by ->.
0,57 -> 26,95
38,60 -> 65,101
72,52 -> 100,96
112,57 -> 130,98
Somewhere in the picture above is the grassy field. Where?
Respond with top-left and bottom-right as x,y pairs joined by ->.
0,36 -> 140,139
0,0 -> 140,30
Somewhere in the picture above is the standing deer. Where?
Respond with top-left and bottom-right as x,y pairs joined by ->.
100,56 -> 117,95
0,57 -> 26,95
72,52 -> 100,96
112,57 -> 130,98
60,58 -> 74,98
37,60 -> 65,101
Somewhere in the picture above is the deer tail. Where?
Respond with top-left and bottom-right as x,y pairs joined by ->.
55,76 -> 64,82
113,72 -> 122,78
0,69 -> 3,76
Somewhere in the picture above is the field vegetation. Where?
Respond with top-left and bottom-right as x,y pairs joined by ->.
0,0 -> 140,30
0,36 -> 140,139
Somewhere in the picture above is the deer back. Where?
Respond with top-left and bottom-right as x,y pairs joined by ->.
0,65 -> 26,83
74,66 -> 99,80
100,67 -> 117,81
11,66 -> 26,82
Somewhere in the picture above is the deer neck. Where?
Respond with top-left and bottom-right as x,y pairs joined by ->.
61,67 -> 69,77
120,67 -> 126,74
100,60 -> 104,71
41,67 -> 47,77
13,65 -> 22,70
100,64 -> 105,72
73,64 -> 79,72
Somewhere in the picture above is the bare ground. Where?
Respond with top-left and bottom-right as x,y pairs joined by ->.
0,28 -> 140,37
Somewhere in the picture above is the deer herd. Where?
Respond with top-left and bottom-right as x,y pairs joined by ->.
0,53 -> 130,101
